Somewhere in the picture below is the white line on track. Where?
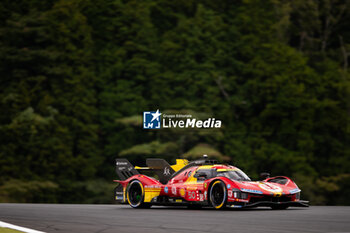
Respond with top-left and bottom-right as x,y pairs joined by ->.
0,221 -> 45,233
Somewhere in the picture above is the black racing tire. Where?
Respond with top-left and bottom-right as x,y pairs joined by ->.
209,180 -> 227,209
126,180 -> 151,208
271,205 -> 289,210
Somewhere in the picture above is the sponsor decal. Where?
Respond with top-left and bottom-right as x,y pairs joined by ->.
164,187 -> 168,193
258,182 -> 283,193
227,184 -> 231,189
163,167 -> 171,176
204,191 -> 207,198
240,188 -> 263,194
145,185 -> 161,189
115,191 -> 123,200
116,162 -> 128,165
289,188 -> 301,194
228,190 -> 233,197
143,110 -> 161,129
172,186 -> 176,195
200,194 -> 204,201
236,199 -> 249,203
204,183 -> 207,188
180,188 -> 186,197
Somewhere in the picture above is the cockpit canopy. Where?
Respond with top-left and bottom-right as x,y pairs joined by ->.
194,167 -> 251,181
216,169 -> 251,181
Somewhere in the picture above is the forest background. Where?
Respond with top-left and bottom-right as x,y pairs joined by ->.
0,0 -> 349,205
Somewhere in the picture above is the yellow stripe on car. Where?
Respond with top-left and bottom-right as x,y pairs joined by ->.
144,187 -> 161,202
123,186 -> 126,202
171,159 -> 189,171
216,168 -> 239,172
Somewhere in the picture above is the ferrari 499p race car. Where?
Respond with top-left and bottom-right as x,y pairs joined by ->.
114,156 -> 309,209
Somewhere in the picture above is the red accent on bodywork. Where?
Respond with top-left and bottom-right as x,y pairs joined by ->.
114,174 -> 163,188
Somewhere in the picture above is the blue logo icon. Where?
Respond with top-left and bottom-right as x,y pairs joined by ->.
227,184 -> 231,189
143,110 -> 161,129
164,187 -> 168,193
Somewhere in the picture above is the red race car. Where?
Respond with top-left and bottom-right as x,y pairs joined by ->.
114,156 -> 309,209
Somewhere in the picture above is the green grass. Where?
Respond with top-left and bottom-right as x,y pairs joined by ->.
0,228 -> 23,233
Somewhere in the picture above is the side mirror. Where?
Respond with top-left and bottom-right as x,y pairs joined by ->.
194,172 -> 207,179
260,172 -> 270,180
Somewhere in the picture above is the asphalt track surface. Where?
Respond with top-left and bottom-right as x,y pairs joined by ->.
0,204 -> 349,233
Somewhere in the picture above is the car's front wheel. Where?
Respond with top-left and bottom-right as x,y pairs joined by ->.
126,180 -> 150,208
209,180 -> 227,209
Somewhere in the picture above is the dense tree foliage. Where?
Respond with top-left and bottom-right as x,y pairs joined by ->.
0,0 -> 349,205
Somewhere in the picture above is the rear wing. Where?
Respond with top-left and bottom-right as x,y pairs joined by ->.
115,159 -> 140,180
115,158 -> 188,183
145,159 -> 175,184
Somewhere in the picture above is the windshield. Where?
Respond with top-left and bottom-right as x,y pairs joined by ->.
217,169 -> 251,181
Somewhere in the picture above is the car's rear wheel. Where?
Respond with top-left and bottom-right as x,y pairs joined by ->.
127,180 -> 150,208
209,180 -> 227,209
